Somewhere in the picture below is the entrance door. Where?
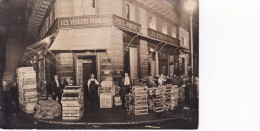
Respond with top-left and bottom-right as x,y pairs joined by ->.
124,47 -> 138,79
82,57 -> 97,82
129,47 -> 138,79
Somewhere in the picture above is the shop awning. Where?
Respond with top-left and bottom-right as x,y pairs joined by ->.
22,33 -> 56,65
48,27 -> 111,51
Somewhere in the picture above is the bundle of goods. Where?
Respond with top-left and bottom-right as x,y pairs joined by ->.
143,76 -> 157,87
17,67 -> 38,114
34,99 -> 61,119
114,95 -> 122,106
61,86 -> 84,120
130,86 -> 148,115
99,81 -> 113,108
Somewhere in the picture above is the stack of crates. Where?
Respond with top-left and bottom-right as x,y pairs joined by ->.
61,86 -> 83,120
131,86 -> 148,115
17,67 -> 38,114
152,86 -> 164,112
100,81 -> 113,108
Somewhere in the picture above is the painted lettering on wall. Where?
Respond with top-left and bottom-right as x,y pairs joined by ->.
59,15 -> 112,28
148,28 -> 180,45
113,15 -> 141,33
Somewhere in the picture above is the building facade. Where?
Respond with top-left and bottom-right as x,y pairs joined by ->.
23,0 -> 191,88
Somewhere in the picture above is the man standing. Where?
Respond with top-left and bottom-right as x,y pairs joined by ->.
120,73 -> 132,106
51,74 -> 63,103
87,74 -> 100,105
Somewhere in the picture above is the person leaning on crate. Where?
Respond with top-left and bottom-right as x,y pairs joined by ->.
51,74 -> 63,103
87,74 -> 101,106
119,73 -> 132,106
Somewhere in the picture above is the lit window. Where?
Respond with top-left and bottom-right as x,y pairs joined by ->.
162,21 -> 167,34
172,26 -> 177,38
149,16 -> 156,30
126,2 -> 135,21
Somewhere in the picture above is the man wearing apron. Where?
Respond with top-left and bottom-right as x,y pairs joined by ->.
87,74 -> 100,105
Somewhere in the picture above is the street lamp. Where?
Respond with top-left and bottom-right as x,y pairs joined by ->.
185,0 -> 196,84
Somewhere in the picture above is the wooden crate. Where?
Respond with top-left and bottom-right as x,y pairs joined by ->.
134,105 -> 148,110
62,116 -> 81,120
134,109 -> 148,115
100,94 -> 113,108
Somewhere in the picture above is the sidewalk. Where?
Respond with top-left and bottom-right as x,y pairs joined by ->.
35,104 -> 197,126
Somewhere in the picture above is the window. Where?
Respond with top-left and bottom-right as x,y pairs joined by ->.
92,0 -> 95,8
126,2 -> 135,21
149,16 -> 156,30
162,21 -> 167,34
172,26 -> 177,38
181,37 -> 185,46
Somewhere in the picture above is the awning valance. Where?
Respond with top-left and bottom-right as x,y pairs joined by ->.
48,27 -> 111,51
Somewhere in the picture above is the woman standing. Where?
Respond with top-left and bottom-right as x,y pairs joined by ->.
87,74 -> 100,105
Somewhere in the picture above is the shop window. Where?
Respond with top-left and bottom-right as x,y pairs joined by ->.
172,26 -> 177,38
126,2 -> 135,21
149,15 -> 156,30
162,21 -> 167,34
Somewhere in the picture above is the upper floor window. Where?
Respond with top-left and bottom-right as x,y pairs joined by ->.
149,15 -> 156,30
172,26 -> 177,38
162,21 -> 167,34
92,0 -> 96,8
181,37 -> 185,46
126,2 -> 135,21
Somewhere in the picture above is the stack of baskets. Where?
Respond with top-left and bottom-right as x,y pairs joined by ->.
17,67 -> 38,114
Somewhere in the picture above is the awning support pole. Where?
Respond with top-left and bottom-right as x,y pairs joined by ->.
158,44 -> 167,53
118,34 -> 139,57
142,42 -> 162,65
170,47 -> 179,56
47,50 -> 61,64
28,48 -> 57,67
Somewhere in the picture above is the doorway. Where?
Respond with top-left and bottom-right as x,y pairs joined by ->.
124,47 -> 138,79
81,56 -> 97,82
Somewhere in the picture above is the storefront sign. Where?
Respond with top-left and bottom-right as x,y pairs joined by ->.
148,28 -> 180,46
113,15 -> 141,33
58,15 -> 112,28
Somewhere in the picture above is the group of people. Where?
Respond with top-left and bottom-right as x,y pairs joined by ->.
46,73 -> 133,107
46,72 -> 194,108
47,74 -> 101,105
